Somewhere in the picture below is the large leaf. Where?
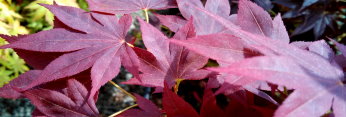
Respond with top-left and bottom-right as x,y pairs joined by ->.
0,5 -> 140,98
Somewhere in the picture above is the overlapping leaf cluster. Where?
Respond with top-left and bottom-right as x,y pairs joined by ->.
0,0 -> 345,116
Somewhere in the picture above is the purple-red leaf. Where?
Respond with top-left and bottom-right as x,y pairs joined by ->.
24,79 -> 99,117
0,5 -> 140,99
155,14 -> 187,32
87,0 -> 177,14
176,0 -> 231,35
237,0 -> 273,37
186,3 -> 346,116
124,18 -> 208,89
210,55 -> 345,117
272,14 -> 290,43
0,70 -> 41,99
308,40 -> 334,61
170,34 -> 245,64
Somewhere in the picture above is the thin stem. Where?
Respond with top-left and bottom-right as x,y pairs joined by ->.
174,79 -> 184,94
143,9 -> 149,23
108,81 -> 136,101
126,42 -> 134,48
109,104 -> 138,117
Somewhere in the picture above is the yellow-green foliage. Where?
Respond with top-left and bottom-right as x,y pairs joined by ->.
0,0 -> 81,87
0,38 -> 29,87
0,0 -> 30,87
24,0 -> 80,32
0,0 -> 29,35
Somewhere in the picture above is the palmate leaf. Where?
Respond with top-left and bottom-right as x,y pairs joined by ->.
0,69 -> 99,116
183,1 -> 346,116
25,79 -> 99,117
124,18 -> 209,90
0,4 -> 140,98
86,0 -> 177,14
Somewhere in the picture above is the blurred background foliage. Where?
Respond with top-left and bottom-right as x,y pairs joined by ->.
0,0 -> 345,116
0,0 -> 83,87
251,0 -> 346,42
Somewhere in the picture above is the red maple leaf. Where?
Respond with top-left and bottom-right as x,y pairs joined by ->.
0,5 -> 140,98
25,79 -> 99,116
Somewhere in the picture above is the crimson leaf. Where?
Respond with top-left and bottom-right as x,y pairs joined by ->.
163,86 -> 199,117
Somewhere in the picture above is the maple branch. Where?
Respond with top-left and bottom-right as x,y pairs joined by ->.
108,81 -> 136,101
109,104 -> 138,117
143,9 -> 149,23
